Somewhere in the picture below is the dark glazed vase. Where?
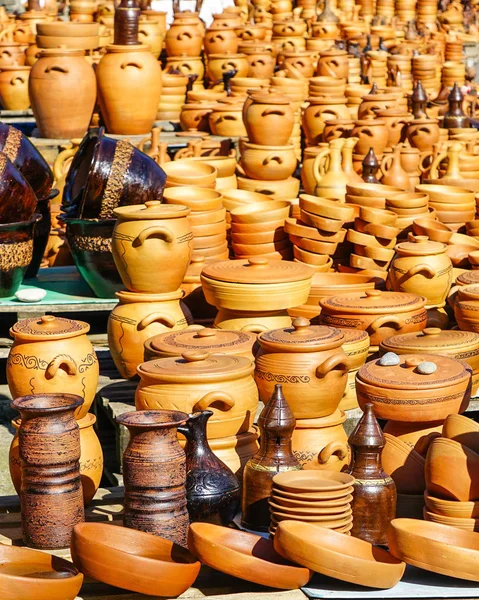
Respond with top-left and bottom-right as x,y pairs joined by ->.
241,384 -> 302,532
361,148 -> 380,183
114,0 -> 141,45
178,410 -> 240,526
0,151 -> 38,225
117,410 -> 190,547
347,402 -> 396,545
443,83 -> 470,129
11,393 -> 85,549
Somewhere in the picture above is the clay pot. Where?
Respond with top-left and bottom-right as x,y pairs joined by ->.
323,119 -> 355,143
180,103 -> 213,132
7,315 -> 99,420
108,289 -> 191,379
204,26 -> 238,54
29,48 -> 96,139
317,49 -> 349,79
0,42 -> 27,67
0,214 -> 39,297
302,98 -> 350,145
443,414 -> 479,454
375,109 -> 412,147
213,308 -> 293,333
243,91 -> 294,146
351,119 -> 389,156
407,118 -> 440,152
0,66 -> 30,110
12,393 -> 84,549
112,202 -> 193,294
209,101 -> 247,137
240,142 -> 297,181
96,44 -> 162,135
165,16 -> 203,56
381,433 -> 426,494
206,53 -> 249,81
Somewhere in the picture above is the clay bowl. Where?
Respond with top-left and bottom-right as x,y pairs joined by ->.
294,212 -> 344,233
222,189 -> 272,209
412,218 -> 453,243
190,207 -> 226,227
386,194 -> 428,209
163,186 -> 223,211
346,183 -> 403,198
347,229 -> 396,249
289,234 -> 338,256
363,222 -> 399,240
230,201 -> 290,224
345,194 -> 386,209
293,245 -> 332,266
350,254 -> 388,271
442,414 -> 479,454
232,239 -> 291,255
270,504 -> 353,519
71,522 -> 200,596
274,521 -> 405,589
306,272 -> 380,304
163,160 -> 217,187
187,523 -> 311,589
424,492 -> 479,519
294,257 -> 333,273
0,544 -> 83,600
272,470 -> 355,493
287,217 -> 346,243
231,219 -> 285,233
382,433 -> 426,494
415,184 -> 475,204
359,206 -> 397,225
469,251 -> 479,268
271,492 -> 353,509
354,244 -> 396,262
447,244 -> 476,268
299,194 -> 354,222
231,229 -> 287,244
270,512 -> 353,529
424,509 -> 479,532
387,518 -> 479,581
425,437 -> 479,502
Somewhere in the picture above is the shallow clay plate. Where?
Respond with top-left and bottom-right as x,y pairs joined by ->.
424,492 -> 479,519
270,493 -> 353,508
272,485 -> 355,501
272,471 -> 355,493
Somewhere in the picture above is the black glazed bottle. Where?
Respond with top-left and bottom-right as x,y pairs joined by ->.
178,410 -> 240,526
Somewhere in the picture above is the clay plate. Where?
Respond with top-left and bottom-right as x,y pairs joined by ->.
423,508 -> 479,531
424,492 -> 479,519
272,471 -> 355,493
270,492 -> 353,508
272,486 -> 355,501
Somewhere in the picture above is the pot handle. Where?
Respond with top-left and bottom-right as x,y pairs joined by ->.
10,76 -> 25,85
312,147 -> 331,185
193,390 -> 235,411
318,441 -> 349,464
381,153 -> 393,173
369,314 -> 405,332
405,263 -> 437,278
138,312 -> 176,330
261,108 -> 286,117
46,355 -> 78,378
53,145 -> 79,182
263,154 -> 284,166
316,354 -> 350,378
45,65 -> 69,74
135,225 -> 174,246
240,323 -> 269,333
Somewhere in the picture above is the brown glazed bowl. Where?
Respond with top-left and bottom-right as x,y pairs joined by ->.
187,522 -> 312,589
0,543 -> 83,600
71,522 -> 201,597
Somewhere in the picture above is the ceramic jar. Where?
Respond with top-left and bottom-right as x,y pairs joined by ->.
0,65 -> 30,110
96,45 -> 162,135
7,315 -> 99,420
351,119 -> 389,156
243,91 -> 294,146
108,289 -> 191,379
29,48 -> 96,139
317,49 -> 349,79
255,318 -> 350,418
240,142 -> 297,180
112,202 -> 193,294
165,16 -> 203,56
356,353 -> 472,422
388,235 -> 453,309
206,53 -> 249,81
407,118 -> 440,152
204,26 -> 238,55
375,109 -> 412,147
357,92 -> 398,120
319,290 -> 428,349
135,352 -> 258,439
209,101 -> 247,137
302,97 -> 350,145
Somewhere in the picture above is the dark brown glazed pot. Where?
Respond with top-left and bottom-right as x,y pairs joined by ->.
117,409 -> 189,547
0,151 -> 38,225
114,0 -> 141,45
178,410 -> 240,526
11,393 -> 85,549
0,214 -> 40,297
347,403 -> 396,545
65,218 -> 122,298
25,191 -> 58,279
62,127 -> 166,220
241,384 -> 302,532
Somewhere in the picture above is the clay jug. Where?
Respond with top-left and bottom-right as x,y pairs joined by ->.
342,137 -> 363,183
29,49 -> 96,139
380,145 -> 410,190
178,410 -> 240,526
96,44 -> 162,135
313,138 -> 350,201
301,145 -> 329,194
243,91 -> 294,146
351,118 -> 389,156
117,409 -> 189,547
241,384 -> 301,531
114,0 -> 141,45
12,393 -> 85,549
347,403 -> 396,545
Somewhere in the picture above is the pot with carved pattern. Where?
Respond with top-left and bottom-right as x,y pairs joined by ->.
0,214 -> 39,297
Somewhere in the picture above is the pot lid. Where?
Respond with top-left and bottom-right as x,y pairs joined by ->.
394,234 -> 446,256
339,328 -> 370,349
148,328 -> 256,357
10,315 -> 89,340
319,289 -> 427,314
113,201 -> 190,220
357,352 -> 471,390
249,91 -> 291,104
380,328 -> 479,354
295,408 -> 346,429
457,271 -> 479,286
137,351 -> 254,382
257,317 -> 344,352
201,257 -> 314,284
457,284 -> 479,301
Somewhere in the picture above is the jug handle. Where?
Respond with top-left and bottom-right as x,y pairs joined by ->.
240,323 -> 269,333
121,62 -> 143,69
405,263 -> 436,278
381,153 -> 393,174
312,147 -> 331,184
135,225 -> 174,246
316,354 -> 350,378
138,312 -> 176,330
369,314 -> 405,332
193,390 -> 235,411
46,355 -> 78,378
318,441 -> 349,464
429,149 -> 448,179
53,145 -> 78,183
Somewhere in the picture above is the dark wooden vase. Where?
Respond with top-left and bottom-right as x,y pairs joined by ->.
11,393 -> 85,549
241,384 -> 301,531
178,410 -> 240,526
117,410 -> 189,547
347,402 -> 396,545
114,0 -> 141,45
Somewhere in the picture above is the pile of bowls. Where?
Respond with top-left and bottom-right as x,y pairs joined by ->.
416,184 -> 475,231
163,160 -> 217,190
452,284 -> 479,332
385,191 -> 431,236
268,471 -> 355,538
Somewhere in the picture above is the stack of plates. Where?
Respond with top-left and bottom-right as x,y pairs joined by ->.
269,471 -> 355,537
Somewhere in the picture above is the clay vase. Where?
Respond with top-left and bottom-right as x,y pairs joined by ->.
313,138 -> 350,201
12,393 -> 85,549
178,410 -> 240,526
0,66 -> 30,110
29,48 -> 96,139
7,315 -> 99,420
347,403 -> 396,545
407,118 -> 440,153
241,384 -> 302,532
96,44 -> 162,135
112,201 -> 193,294
243,91 -> 294,146
118,410 -> 189,546
351,119 -> 389,156
380,145 -> 410,190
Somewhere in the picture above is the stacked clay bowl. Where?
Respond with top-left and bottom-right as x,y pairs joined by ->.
345,183 -> 403,210
452,284 -> 479,332
163,161 -> 217,190
385,192 -> 431,237
268,471 -> 355,538
416,185 -> 476,231
412,218 -> 454,244
36,22 -> 100,50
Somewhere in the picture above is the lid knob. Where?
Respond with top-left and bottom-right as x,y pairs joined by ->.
423,327 -> 441,336
405,356 -> 424,368
248,257 -> 269,267
39,315 -> 56,326
365,289 -> 382,298
196,328 -> 217,338
291,317 -> 311,334
144,201 -> 162,209
181,351 -> 210,362
191,254 -> 206,264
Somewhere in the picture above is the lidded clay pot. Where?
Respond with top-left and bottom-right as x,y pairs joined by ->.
135,352 -> 258,439
255,317 -> 350,418
7,315 -> 98,420
356,353 -> 472,422
112,201 -> 193,294
319,289 -> 427,348
388,235 -> 453,309
243,91 -> 294,146
339,328 -> 370,411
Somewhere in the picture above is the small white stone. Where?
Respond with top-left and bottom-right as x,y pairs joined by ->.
379,352 -> 401,366
417,361 -> 437,375
15,289 -> 47,303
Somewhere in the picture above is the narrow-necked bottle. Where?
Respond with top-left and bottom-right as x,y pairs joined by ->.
114,0 -> 141,45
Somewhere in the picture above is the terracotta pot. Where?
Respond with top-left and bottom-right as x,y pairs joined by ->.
302,98 -> 350,145
442,413 -> 479,454
206,53 -> 249,81
240,142 -> 297,181
112,202 -> 193,294
351,119 -> 389,156
316,49 -> 349,79
0,65 -> 30,110
29,48 -> 96,139
0,42 -> 27,67
204,26 -> 238,54
407,118 -> 440,152
7,315 -> 99,420
383,419 -> 443,455
209,101 -> 247,137
243,91 -> 294,146
108,289 -> 190,379
381,433 -> 426,493
214,307 -> 293,333
375,109 -> 412,147
165,17 -> 203,56
180,103 -> 212,132
323,118 -> 355,143
12,393 -> 84,549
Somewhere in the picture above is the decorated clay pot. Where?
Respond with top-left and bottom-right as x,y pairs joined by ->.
243,91 -> 294,146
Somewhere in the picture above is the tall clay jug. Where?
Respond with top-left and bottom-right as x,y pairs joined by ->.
178,410 -> 240,526
12,393 -> 85,549
347,403 -> 396,545
313,138 -> 349,201
380,145 -> 410,190
241,384 -> 301,531
342,137 -> 363,183
117,409 -> 190,547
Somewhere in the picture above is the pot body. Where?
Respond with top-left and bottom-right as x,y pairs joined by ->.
352,121 -> 389,156
214,308 -> 293,333
165,21 -> 203,56
206,53 -> 249,80
0,66 -> 30,110
407,119 -> 440,152
244,99 -> 294,146
204,28 -> 238,54
383,420 -> 443,455
209,107 -> 247,137
240,143 -> 297,180
303,100 -> 350,144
